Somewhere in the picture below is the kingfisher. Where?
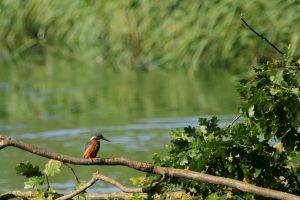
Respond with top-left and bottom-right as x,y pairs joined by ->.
83,133 -> 110,159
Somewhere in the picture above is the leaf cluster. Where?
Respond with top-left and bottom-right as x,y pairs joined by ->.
15,160 -> 64,199
148,59 -> 300,199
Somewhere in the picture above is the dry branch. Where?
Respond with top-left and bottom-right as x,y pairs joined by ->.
0,191 -> 194,200
1,135 -> 299,200
0,190 -> 149,200
94,173 -> 144,193
57,172 -> 144,200
56,174 -> 97,200
0,190 -> 34,200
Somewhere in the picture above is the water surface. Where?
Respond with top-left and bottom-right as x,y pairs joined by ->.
0,65 -> 239,193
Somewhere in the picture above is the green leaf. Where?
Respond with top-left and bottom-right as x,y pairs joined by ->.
248,105 -> 255,118
188,187 -> 197,193
131,193 -> 145,200
24,176 -> 44,189
270,87 -> 280,95
130,177 -> 150,187
253,168 -> 261,178
241,193 -> 256,200
152,153 -> 161,164
270,70 -> 283,84
16,162 -> 43,178
179,157 -> 189,166
291,87 -> 299,95
188,149 -> 198,159
34,189 -> 46,200
291,152 -> 300,168
43,159 -> 62,177
205,193 -> 219,200
199,125 -> 207,134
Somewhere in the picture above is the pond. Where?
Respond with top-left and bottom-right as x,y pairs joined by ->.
0,64 -> 240,193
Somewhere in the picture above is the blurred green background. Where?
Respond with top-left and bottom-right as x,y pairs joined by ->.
0,0 -> 299,193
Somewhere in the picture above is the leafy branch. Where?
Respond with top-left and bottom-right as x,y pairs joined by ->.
146,59 -> 300,199
0,135 -> 299,200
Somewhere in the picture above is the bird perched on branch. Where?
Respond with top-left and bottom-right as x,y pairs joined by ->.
83,132 -> 110,158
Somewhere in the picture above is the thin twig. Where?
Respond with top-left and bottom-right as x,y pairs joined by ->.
149,174 -> 166,190
241,17 -> 285,56
45,175 -> 50,191
229,114 -> 241,127
63,163 -> 80,184
0,135 -> 299,200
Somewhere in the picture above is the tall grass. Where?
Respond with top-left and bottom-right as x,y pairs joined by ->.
0,0 -> 300,73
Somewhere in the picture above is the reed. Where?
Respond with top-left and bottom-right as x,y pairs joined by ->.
0,0 -> 299,73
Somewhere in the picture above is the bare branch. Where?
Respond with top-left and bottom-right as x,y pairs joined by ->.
57,172 -> 144,200
0,190 -> 34,200
85,192 -> 148,200
0,135 -> 299,200
1,190 -> 195,200
241,17 -> 285,56
56,174 -> 97,200
94,173 -> 144,193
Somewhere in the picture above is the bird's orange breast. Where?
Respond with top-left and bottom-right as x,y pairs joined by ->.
83,140 -> 100,158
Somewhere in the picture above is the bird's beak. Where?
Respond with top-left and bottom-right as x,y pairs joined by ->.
102,137 -> 110,142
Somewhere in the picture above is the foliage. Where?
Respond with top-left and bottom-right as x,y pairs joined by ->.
24,176 -> 44,190
16,159 -> 65,199
130,176 -> 151,187
146,58 -> 300,198
131,193 -> 146,200
15,160 -> 89,199
16,162 -> 43,177
0,0 -> 300,73
43,159 -> 61,177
